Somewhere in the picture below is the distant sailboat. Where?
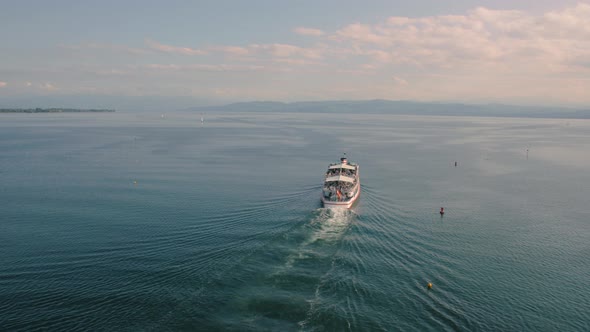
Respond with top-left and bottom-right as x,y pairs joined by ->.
201,113 -> 204,124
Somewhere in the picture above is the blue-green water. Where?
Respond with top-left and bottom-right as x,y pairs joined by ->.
1,112 -> 589,331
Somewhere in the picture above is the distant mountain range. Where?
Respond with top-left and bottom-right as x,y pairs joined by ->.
189,100 -> 590,119
2,96 -> 589,119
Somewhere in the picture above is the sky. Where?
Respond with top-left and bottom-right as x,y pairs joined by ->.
1,0 -> 589,109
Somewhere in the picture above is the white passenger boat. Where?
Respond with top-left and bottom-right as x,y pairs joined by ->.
321,155 -> 360,209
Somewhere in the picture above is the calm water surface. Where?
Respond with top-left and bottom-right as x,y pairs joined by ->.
0,112 -> 589,331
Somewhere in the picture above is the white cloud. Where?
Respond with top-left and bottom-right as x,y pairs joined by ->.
249,43 -> 324,59
272,58 -> 322,66
94,69 -> 129,76
145,39 -> 206,55
210,45 -> 250,56
25,81 -> 32,86
330,3 -> 590,72
144,63 -> 266,72
0,81 -> 7,87
335,23 -> 392,46
10,3 -> 590,105
40,83 -> 58,91
393,76 -> 408,86
294,27 -> 325,36
288,3 -> 590,104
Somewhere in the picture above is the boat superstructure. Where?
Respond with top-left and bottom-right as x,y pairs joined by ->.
321,156 -> 360,209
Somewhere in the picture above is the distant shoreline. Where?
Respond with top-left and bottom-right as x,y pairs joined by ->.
0,108 -> 115,113
190,100 -> 590,119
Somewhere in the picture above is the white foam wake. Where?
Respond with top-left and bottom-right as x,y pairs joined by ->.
307,208 -> 355,244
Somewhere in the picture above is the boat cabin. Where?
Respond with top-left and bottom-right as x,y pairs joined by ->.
323,159 -> 358,201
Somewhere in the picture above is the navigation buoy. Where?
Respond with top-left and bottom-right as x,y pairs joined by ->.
440,207 -> 444,215
427,282 -> 433,289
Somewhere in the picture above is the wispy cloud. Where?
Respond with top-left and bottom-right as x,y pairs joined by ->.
393,76 -> 408,86
143,63 -> 266,72
209,45 -> 250,56
40,83 -> 58,91
93,69 -> 129,76
8,3 -> 590,105
272,58 -> 323,66
294,27 -> 325,36
145,39 -> 206,55
249,43 -> 324,59
60,42 -> 149,55
330,3 -> 590,72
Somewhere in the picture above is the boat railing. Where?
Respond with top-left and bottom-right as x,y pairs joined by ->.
325,171 -> 357,178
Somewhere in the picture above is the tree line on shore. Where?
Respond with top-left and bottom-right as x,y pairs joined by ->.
0,108 -> 115,113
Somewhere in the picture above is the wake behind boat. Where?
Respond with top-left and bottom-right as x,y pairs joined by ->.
321,155 -> 360,209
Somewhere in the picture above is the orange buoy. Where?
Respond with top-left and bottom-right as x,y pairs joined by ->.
427,282 -> 433,289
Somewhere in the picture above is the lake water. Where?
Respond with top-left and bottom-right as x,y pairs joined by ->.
1,111 -> 589,331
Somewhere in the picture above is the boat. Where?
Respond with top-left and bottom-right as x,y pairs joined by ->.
321,155 -> 360,209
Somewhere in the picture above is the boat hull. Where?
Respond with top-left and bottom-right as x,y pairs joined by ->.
321,185 -> 360,209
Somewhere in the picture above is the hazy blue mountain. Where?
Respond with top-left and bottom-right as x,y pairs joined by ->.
2,96 -> 588,118
190,100 -> 590,119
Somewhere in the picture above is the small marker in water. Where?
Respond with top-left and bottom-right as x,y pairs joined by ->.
440,207 -> 444,215
427,282 -> 433,289
133,180 -> 138,185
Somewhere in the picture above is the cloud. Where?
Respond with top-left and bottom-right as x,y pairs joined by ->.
294,27 -> 325,36
60,42 -> 148,55
0,81 -> 7,87
144,63 -> 266,72
145,39 -> 206,55
279,3 -> 590,104
40,83 -> 58,91
250,43 -> 324,59
208,45 -> 250,56
393,76 -> 408,86
93,69 -> 129,76
272,58 -> 322,66
329,3 -> 590,72
335,23 -> 392,46
8,3 -> 590,105
25,82 -> 32,86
